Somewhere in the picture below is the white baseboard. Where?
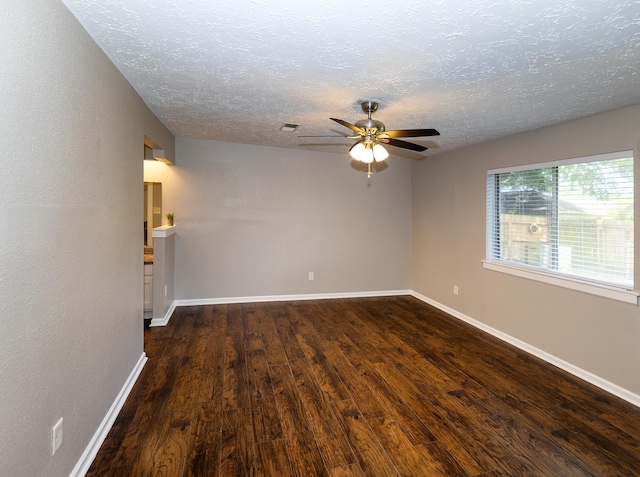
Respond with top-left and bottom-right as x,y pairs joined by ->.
409,290 -> 640,408
150,292 -> 410,327
149,301 -> 177,327
71,352 -> 148,477
173,289 -> 411,307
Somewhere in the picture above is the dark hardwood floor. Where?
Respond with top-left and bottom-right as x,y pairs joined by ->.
87,296 -> 640,476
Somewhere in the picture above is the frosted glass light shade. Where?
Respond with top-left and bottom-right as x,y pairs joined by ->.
373,144 -> 389,162
349,142 -> 374,163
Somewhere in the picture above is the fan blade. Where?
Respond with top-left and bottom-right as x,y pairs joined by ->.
298,135 -> 347,138
379,128 -> 440,138
330,118 -> 364,135
378,137 -> 427,152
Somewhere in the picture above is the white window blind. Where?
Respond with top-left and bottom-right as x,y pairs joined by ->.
486,150 -> 634,291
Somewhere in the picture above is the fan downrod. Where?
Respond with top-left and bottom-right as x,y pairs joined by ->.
355,101 -> 385,131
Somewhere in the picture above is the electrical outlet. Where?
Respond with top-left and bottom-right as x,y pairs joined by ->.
165,284 -> 168,296
453,285 -> 459,296
52,418 -> 63,456
308,272 -> 314,281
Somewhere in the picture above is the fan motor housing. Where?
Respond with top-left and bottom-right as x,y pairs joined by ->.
355,118 -> 385,132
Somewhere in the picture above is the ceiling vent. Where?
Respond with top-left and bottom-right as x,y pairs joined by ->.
280,123 -> 299,132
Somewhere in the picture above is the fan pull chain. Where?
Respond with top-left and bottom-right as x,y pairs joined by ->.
367,163 -> 372,178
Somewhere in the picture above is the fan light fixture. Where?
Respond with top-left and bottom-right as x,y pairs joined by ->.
372,143 -> 389,161
300,100 -> 440,179
349,141 -> 389,177
349,142 -> 389,163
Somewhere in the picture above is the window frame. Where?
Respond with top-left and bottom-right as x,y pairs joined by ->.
483,150 -> 638,305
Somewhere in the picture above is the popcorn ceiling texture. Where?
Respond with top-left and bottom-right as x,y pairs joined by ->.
62,0 -> 640,156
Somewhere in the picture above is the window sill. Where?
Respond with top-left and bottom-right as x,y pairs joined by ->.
482,260 -> 638,305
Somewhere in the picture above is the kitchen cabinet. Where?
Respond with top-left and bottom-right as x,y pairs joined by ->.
143,263 -> 153,312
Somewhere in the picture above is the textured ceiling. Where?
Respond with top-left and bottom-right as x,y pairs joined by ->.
61,0 -> 640,157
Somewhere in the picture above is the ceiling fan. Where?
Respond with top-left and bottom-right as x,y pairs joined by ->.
301,101 -> 440,177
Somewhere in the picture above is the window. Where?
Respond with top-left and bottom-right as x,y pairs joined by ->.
485,150 -> 636,304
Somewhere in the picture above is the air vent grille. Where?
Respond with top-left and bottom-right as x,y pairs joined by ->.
280,123 -> 299,132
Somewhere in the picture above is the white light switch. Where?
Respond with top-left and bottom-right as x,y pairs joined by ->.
52,418 -> 63,455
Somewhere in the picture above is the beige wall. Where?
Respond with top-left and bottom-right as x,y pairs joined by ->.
412,104 -> 640,396
0,1 -> 173,475
2,3 -> 636,475
166,138 -> 412,300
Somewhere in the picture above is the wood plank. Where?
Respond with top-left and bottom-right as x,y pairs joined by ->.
185,401 -> 222,477
379,327 -> 489,399
257,303 -> 290,366
110,410 -> 156,467
197,305 -> 227,404
167,334 -> 209,411
143,335 -> 170,361
251,394 -> 283,444
362,299 -> 492,399
150,409 -> 193,477
220,407 -> 255,477
332,399 -> 400,477
372,359 -> 475,435
589,396 -> 640,441
472,381 -> 640,476
288,357 -> 356,469
321,342 -> 387,420
284,431 -> 328,477
118,366 -> 151,418
286,303 -> 352,402
353,360 -> 437,445
243,302 -> 266,354
427,431 -> 496,476
246,346 -> 270,398
108,462 -> 154,477
413,442 -> 472,476
369,354 -> 503,475
302,303 -> 391,420
271,302 -> 307,362
327,464 -> 365,477
113,318 -> 194,466
84,415 -> 133,477
222,304 -> 250,410
458,428 -> 531,475
255,439 -> 292,477
472,395 -> 599,477
321,332 -> 437,447
367,417 -> 446,476
330,305 -> 390,363
194,304 -> 227,338
246,346 -> 283,442
269,364 -> 312,436
556,400 -> 640,469
190,305 -> 212,337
